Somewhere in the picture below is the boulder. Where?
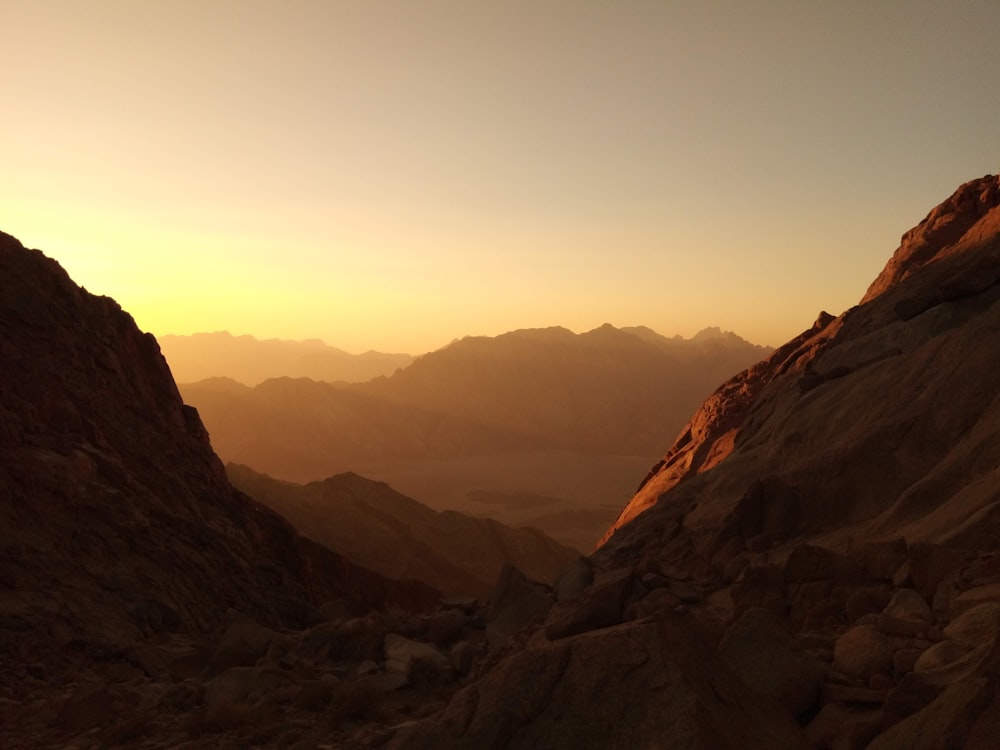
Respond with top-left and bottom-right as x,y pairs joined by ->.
832,624 -> 896,681
951,583 -> 1000,615
805,702 -> 881,750
718,607 -> 826,718
882,672 -> 946,729
205,666 -> 294,712
784,544 -> 864,586
845,587 -> 891,624
211,615 -> 283,672
384,634 -> 453,684
731,564 -> 787,616
544,567 -> 633,640
425,610 -> 468,646
877,588 -> 932,636
854,538 -> 910,581
870,677 -> 995,750
553,557 -> 593,601
943,602 -> 1000,647
485,565 -> 553,649
914,641 -> 974,672
387,611 -> 810,749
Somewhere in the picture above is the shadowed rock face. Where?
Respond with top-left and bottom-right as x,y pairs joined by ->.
227,464 -> 580,598
389,610 -> 810,750
0,232 -> 438,688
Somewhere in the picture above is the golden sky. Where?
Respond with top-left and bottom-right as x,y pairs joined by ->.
4,1 -> 998,353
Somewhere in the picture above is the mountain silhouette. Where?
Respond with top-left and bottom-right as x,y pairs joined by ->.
179,324 -> 770,549
158,331 -> 414,385
227,464 -> 580,597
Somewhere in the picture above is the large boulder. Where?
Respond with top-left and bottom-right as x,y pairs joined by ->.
544,567 -> 634,640
384,634 -> 453,686
832,624 -> 897,682
877,588 -> 932,637
719,607 -> 827,718
485,565 -> 553,649
388,610 -> 810,749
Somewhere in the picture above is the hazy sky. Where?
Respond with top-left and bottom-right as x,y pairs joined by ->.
4,1 -> 998,353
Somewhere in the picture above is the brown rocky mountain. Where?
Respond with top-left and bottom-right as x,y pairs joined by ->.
157,331 -> 414,386
0,232 -> 468,747
227,464 -> 580,598
7,172 -> 1000,749
179,375 -> 543,474
181,324 -> 770,464
354,323 -> 772,456
179,324 -> 770,551
388,173 -> 1000,748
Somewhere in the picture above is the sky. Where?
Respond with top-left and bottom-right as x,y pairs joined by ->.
3,1 -> 998,354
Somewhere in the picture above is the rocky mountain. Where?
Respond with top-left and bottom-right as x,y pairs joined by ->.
355,323 -> 772,456
180,324 -> 770,467
157,331 -> 414,386
227,464 -> 580,598
178,375 -> 542,477
178,324 -> 770,551
0,232 -> 474,748
389,173 -> 1000,748
8,172 -> 999,749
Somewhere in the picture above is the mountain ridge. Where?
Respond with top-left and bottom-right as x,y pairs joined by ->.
157,330 -> 414,386
0,231 -> 440,694
227,464 -> 581,597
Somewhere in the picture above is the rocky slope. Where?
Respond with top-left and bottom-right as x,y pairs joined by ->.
382,174 -> 1000,749
603,172 -> 1000,552
227,465 -> 580,598
0,232 -> 483,748
158,331 -> 414,386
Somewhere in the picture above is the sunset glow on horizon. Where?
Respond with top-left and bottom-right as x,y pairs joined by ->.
4,1 -> 998,354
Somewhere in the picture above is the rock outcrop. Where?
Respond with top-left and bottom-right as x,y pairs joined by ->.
603,173 -> 1000,555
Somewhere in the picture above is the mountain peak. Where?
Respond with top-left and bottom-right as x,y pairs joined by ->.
862,173 -> 1000,303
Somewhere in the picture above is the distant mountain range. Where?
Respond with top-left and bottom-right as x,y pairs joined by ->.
158,331 -> 414,385
179,324 -> 771,549
179,324 -> 772,472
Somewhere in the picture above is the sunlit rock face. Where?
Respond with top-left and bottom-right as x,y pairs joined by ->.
861,173 -> 1000,303
600,173 -> 1000,559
